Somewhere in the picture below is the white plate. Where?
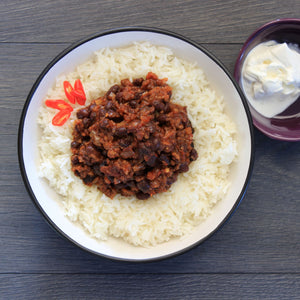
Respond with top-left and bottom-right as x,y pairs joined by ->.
18,28 -> 254,261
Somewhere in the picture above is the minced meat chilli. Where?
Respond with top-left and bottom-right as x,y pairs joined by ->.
71,72 -> 198,200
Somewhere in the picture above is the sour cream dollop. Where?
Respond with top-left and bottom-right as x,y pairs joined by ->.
241,41 -> 300,118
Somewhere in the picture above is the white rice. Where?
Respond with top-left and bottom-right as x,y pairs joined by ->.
38,42 -> 237,247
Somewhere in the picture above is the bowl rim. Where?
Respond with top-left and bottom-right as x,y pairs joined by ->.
234,18 -> 300,141
18,26 -> 255,262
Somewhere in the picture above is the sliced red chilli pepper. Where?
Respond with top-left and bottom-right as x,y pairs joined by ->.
70,89 -> 85,102
74,79 -> 85,95
73,79 -> 86,105
52,109 -> 72,126
46,79 -> 86,126
45,99 -> 73,112
63,81 -> 76,104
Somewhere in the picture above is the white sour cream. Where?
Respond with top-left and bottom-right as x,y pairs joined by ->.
241,41 -> 300,118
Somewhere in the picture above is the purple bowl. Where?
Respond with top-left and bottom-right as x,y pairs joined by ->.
234,18 -> 300,141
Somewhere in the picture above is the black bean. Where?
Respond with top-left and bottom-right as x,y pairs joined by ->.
136,192 -> 150,200
89,103 -> 96,111
107,84 -> 120,95
153,100 -> 165,112
99,118 -> 109,128
126,180 -> 137,189
77,108 -> 89,119
179,162 -> 189,172
137,180 -> 150,193
105,101 -> 114,110
99,108 -> 106,117
116,92 -> 123,102
157,114 -> 167,124
82,117 -> 90,128
115,182 -> 127,189
114,127 -> 127,137
92,164 -> 102,176
71,155 -> 79,165
151,138 -> 160,152
166,175 -> 177,186
106,110 -> 116,118
90,111 -> 97,121
190,148 -> 198,161
75,123 -> 83,133
146,154 -> 157,167
83,175 -> 95,184
129,100 -> 137,108
132,78 -> 144,86
71,141 -> 80,149
86,144 -> 95,154
164,102 -> 171,113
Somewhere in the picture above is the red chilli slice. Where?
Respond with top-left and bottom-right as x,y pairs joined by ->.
46,79 -> 86,126
52,110 -> 72,126
73,79 -> 86,105
45,99 -> 73,112
63,81 -> 76,104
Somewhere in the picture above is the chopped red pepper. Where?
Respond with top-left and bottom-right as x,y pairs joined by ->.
52,110 -> 72,126
45,99 -> 73,112
70,89 -> 86,105
64,79 -> 86,105
46,79 -> 86,126
63,81 -> 76,104
74,79 -> 86,105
